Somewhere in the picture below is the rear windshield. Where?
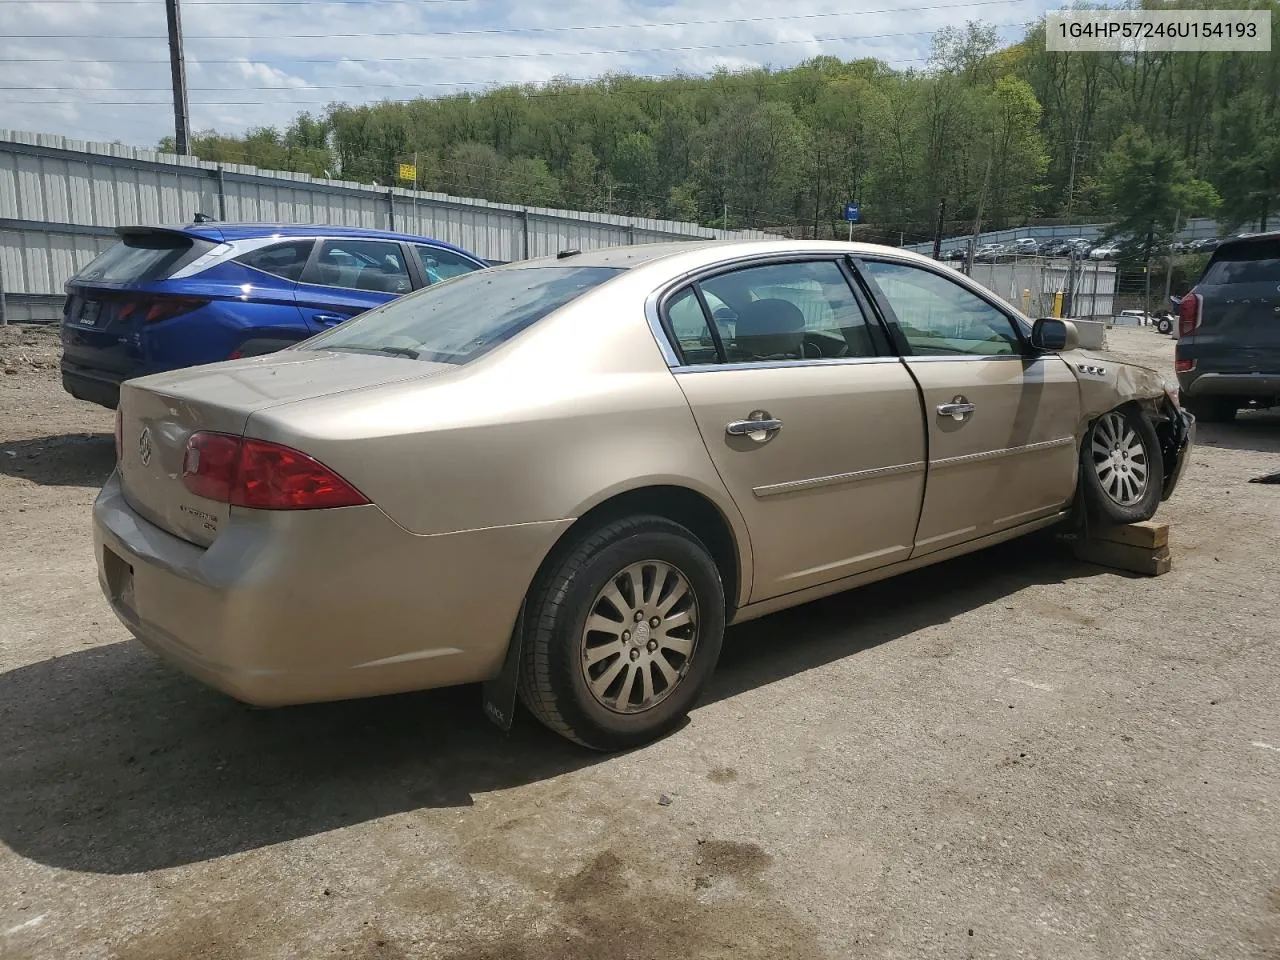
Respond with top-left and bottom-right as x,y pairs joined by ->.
75,231 -> 213,283
303,265 -> 624,364
1202,239 -> 1280,285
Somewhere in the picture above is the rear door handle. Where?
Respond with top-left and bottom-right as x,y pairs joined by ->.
726,413 -> 783,440
312,312 -> 347,326
936,400 -> 976,420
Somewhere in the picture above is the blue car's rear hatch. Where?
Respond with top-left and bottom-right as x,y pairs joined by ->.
62,227 -> 221,377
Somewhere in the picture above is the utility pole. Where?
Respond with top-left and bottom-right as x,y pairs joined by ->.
1064,136 -> 1080,219
966,152 -> 993,276
165,0 -> 191,155
931,197 -> 947,260
1164,207 -> 1181,305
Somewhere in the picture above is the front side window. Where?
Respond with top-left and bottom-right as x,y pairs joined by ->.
302,239 -> 412,295
234,240 -> 315,282
414,245 -> 483,284
860,260 -> 1022,357
303,265 -> 623,365
697,260 -> 879,362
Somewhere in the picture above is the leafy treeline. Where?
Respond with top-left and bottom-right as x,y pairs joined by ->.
167,2 -> 1280,241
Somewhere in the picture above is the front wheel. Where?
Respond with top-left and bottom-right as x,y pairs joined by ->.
518,515 -> 726,751
1080,407 -> 1165,524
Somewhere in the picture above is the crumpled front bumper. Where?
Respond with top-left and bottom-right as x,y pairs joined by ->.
1156,403 -> 1196,502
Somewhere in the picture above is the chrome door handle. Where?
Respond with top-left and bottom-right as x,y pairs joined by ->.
936,400 -> 976,420
726,412 -> 783,440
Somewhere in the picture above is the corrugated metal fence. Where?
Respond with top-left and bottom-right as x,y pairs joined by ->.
0,130 -> 773,322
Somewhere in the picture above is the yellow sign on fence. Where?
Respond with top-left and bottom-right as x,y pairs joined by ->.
397,163 -> 417,183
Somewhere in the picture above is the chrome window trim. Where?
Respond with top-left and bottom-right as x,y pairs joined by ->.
644,251 -> 887,370
903,354 -> 1030,363
672,356 -> 902,374
753,460 -> 925,498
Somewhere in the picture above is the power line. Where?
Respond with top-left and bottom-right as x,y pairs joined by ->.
4,22 -> 1031,87
7,2 -> 1037,41
9,59 -> 938,103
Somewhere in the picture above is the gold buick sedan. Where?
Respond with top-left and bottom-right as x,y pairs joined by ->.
95,241 -> 1195,749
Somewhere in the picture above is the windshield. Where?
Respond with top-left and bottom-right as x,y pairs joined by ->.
1203,239 -> 1280,285
302,265 -> 624,364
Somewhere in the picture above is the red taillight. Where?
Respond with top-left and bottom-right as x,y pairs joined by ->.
1175,358 -> 1196,373
1178,292 -> 1201,338
118,295 -> 210,324
181,432 -> 369,510
114,408 -> 123,462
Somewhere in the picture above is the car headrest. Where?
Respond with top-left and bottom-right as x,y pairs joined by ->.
734,298 -> 805,358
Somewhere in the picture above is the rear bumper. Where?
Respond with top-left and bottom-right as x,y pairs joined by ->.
93,471 -> 570,706
1178,371 -> 1280,399
61,361 -> 124,409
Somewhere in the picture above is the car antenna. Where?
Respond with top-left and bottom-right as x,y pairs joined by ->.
556,248 -> 581,259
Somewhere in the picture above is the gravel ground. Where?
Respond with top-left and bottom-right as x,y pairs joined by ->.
1,323 -> 1277,960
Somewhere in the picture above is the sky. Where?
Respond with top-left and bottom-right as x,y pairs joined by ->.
0,0 -> 1055,149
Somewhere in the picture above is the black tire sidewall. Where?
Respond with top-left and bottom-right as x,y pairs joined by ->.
1081,406 -> 1165,524
537,523 -> 725,750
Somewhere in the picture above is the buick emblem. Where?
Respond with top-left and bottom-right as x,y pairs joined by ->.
138,427 -> 153,466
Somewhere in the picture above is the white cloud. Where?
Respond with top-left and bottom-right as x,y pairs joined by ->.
0,0 -> 1052,146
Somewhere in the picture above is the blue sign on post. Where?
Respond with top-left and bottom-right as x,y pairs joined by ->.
843,202 -> 861,223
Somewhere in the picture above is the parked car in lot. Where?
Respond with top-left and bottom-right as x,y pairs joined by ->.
974,242 -> 1006,261
1090,243 -> 1123,260
1175,231 -> 1280,421
1009,238 -> 1039,256
60,223 -> 488,408
95,240 -> 1195,750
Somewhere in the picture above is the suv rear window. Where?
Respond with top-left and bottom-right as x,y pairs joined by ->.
74,231 -> 214,283
1202,239 -> 1280,285
303,265 -> 623,364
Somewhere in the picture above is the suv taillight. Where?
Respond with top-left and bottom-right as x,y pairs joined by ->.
181,432 -> 369,510
1178,292 -> 1201,338
118,295 -> 210,324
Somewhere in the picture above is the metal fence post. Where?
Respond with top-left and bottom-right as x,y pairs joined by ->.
520,209 -> 530,261
216,166 -> 227,221
386,190 -> 396,232
0,255 -> 8,326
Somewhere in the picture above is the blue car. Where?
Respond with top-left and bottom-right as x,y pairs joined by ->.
60,223 -> 488,408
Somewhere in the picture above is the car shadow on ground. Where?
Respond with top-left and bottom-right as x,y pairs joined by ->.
0,433 -> 115,487
0,534 -> 1115,876
1193,410 -> 1280,457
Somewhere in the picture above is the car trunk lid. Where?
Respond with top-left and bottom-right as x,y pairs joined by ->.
117,350 -> 451,546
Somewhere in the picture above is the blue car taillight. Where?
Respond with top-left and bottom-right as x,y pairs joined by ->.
118,295 -> 211,324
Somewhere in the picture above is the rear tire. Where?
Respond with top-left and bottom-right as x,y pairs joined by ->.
1181,394 -> 1238,423
517,515 -> 726,751
1080,406 -> 1164,525
1154,317 -> 1172,335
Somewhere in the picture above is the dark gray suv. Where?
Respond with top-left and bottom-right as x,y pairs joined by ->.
1175,232 -> 1280,422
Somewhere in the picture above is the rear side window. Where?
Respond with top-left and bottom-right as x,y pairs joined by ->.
234,240 -> 314,281
665,286 -> 720,366
74,232 -> 213,283
414,245 -> 483,284
1202,239 -> 1280,284
302,239 -> 413,295
303,265 -> 623,364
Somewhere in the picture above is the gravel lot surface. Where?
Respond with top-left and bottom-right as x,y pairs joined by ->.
1,323 -> 1277,960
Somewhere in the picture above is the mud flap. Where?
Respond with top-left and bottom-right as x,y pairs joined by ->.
481,601 -> 526,732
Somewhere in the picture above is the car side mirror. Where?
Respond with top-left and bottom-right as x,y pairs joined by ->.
1031,317 -> 1079,352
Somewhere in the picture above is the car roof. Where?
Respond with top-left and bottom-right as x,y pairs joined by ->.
1212,228 -> 1280,254
133,222 -> 483,257
501,238 -> 959,276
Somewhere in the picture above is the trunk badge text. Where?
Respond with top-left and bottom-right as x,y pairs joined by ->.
138,427 -> 153,466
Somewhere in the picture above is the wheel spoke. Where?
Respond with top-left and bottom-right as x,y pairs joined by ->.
652,653 -> 680,688
638,661 -> 655,704
624,564 -> 646,610
1129,461 -> 1148,481
644,563 -> 669,606
660,609 -> 693,632
585,642 -> 622,667
659,634 -> 693,657
585,613 -> 625,638
600,580 -> 632,621
589,655 -> 628,700
655,577 -> 689,616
